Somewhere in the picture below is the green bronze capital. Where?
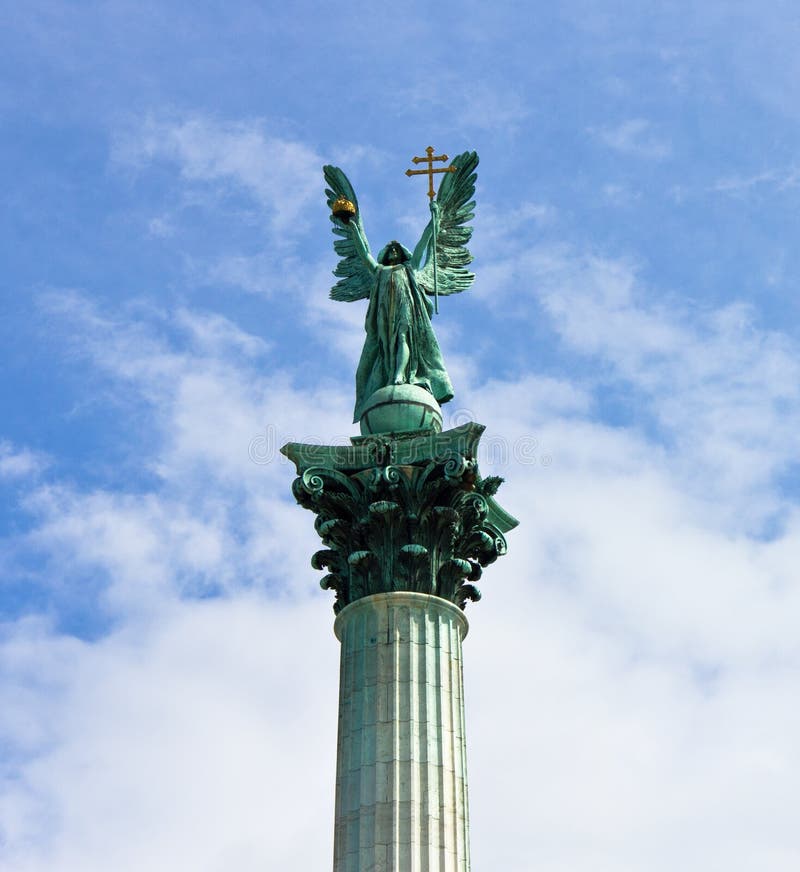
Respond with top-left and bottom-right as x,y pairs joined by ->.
281,424 -> 517,613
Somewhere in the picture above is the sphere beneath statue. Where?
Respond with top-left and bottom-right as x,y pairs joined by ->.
359,384 -> 443,436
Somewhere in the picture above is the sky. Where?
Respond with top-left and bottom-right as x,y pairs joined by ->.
1,1 -> 799,869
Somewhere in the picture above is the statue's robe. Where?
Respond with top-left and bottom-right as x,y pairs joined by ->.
353,263 -> 453,422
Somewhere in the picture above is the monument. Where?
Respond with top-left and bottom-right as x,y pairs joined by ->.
282,148 -> 517,871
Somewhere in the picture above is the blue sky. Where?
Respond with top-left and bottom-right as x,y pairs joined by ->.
2,2 -> 800,870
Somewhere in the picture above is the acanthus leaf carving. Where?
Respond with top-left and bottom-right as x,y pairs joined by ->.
287,431 -> 514,611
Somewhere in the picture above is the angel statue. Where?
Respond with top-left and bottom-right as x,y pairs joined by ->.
323,151 -> 479,429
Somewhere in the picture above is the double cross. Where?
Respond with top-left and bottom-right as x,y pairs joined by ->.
406,146 -> 456,200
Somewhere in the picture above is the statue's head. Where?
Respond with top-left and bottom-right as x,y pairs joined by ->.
377,241 -> 411,266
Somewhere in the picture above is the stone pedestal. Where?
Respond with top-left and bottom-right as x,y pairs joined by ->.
333,592 -> 470,872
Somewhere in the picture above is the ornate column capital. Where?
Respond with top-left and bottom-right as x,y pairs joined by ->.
281,423 -> 517,613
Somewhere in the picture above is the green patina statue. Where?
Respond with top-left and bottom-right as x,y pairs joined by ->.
281,150 -> 517,612
323,151 -> 479,426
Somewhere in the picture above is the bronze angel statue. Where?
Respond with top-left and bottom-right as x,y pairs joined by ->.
323,152 -> 479,425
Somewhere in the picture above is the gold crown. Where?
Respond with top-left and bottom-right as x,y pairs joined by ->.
332,196 -> 357,222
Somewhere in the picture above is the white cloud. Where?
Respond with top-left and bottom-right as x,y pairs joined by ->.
174,308 -> 269,359
0,598 -> 339,872
14,291 -> 357,624
188,251 -> 284,296
399,76 -> 533,135
0,442 -> 46,479
590,118 -> 672,159
462,411 -> 800,870
469,603 -> 800,870
475,240 -> 800,532
111,116 -> 342,300
471,200 -> 555,260
37,290 -> 352,479
7,238 -> 800,871
503,428 -> 800,664
146,214 -> 175,238
5,394 -> 800,871
536,250 -> 800,517
601,182 -> 641,206
712,166 -> 800,195
113,115 -> 324,234
24,485 -> 232,615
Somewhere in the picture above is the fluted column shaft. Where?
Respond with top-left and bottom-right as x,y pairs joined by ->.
332,592 -> 471,872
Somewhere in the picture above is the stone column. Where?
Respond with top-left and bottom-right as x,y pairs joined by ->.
281,424 -> 517,872
332,592 -> 470,872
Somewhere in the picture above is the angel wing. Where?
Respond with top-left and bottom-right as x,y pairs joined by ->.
416,151 -> 479,297
323,165 -> 374,303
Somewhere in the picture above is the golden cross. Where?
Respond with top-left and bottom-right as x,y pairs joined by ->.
405,145 -> 457,199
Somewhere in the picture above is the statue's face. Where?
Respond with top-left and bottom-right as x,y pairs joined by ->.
383,242 -> 404,265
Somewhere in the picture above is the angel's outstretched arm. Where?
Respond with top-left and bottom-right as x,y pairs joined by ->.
348,221 -> 378,271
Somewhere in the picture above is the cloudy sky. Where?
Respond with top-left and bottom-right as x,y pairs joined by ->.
2,2 -> 799,870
